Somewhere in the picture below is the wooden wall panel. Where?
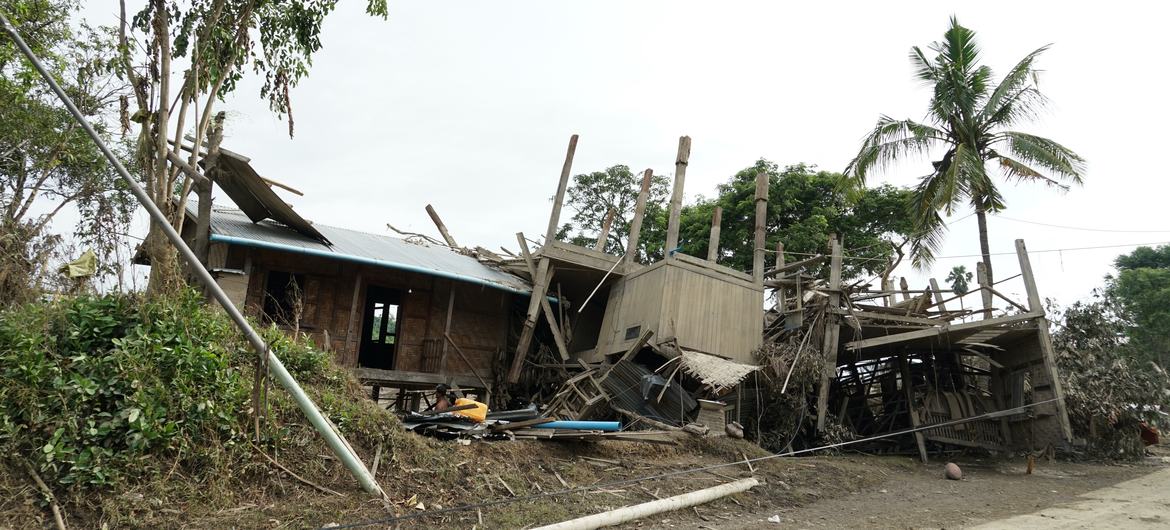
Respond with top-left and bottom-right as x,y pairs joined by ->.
236,245 -> 512,378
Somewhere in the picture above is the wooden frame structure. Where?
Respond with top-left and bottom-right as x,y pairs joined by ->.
767,236 -> 1073,459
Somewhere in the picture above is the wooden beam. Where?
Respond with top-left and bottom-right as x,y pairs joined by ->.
845,310 -> 1042,351
425,204 -> 459,248
626,169 -> 653,264
439,286 -> 455,373
816,237 -> 842,432
976,261 -> 994,320
664,136 -> 691,254
1016,239 -> 1073,442
444,333 -> 491,391
344,274 -> 363,361
900,355 -> 929,464
545,134 -> 580,243
764,254 -> 826,278
753,169 -> 768,286
928,278 -> 948,315
510,256 -> 551,383
706,206 -> 722,262
595,207 -> 615,251
515,233 -> 570,362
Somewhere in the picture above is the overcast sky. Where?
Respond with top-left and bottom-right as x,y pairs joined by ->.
90,1 -> 1170,306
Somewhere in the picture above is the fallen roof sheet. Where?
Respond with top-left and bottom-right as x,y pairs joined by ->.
198,205 -> 532,294
678,348 -> 759,392
207,148 -> 331,245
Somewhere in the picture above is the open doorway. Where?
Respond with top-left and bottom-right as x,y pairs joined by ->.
358,285 -> 402,370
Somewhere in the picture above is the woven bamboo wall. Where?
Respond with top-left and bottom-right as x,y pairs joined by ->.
232,245 -> 511,378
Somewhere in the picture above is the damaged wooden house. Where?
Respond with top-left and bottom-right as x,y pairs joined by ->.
494,135 -> 768,431
765,236 -> 1074,460
165,146 -> 536,409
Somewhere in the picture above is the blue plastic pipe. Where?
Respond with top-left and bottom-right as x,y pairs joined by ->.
533,421 -> 621,431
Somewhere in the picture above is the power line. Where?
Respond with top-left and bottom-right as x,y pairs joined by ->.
996,215 -> 1170,234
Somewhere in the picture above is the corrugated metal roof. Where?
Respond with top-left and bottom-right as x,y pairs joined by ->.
200,205 -> 532,294
212,150 -> 332,245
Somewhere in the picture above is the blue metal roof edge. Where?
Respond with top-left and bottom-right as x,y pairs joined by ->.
210,233 -> 533,296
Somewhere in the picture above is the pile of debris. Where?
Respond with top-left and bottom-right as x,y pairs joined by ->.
758,237 -> 1075,460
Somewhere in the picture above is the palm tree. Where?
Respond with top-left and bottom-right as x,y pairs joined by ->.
844,17 -> 1085,283
945,265 -> 973,295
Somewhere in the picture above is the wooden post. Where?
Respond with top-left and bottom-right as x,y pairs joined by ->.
706,206 -> 722,262
928,278 -> 948,313
439,286 -> 455,374
511,233 -> 570,375
595,207 -> 615,252
626,169 -> 653,263
425,204 -> 459,248
511,136 -> 578,383
774,241 -> 786,310
545,134 -> 579,243
752,169 -> 768,286
976,261 -> 994,320
344,273 -> 363,364
664,136 -> 691,255
510,257 -> 551,383
815,237 -> 843,432
899,355 -> 929,464
1016,239 -> 1073,442
899,277 -> 911,302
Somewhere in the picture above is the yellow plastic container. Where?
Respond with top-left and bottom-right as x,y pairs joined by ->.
452,398 -> 488,423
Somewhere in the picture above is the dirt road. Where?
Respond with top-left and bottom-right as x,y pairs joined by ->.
972,464 -> 1170,529
685,453 -> 1166,529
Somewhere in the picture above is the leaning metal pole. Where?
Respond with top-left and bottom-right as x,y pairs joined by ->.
0,12 -> 384,497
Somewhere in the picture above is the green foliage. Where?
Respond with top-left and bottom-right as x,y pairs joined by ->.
1,0 -> 136,303
676,161 -> 915,279
0,290 -> 336,490
128,0 -> 389,133
1109,245 -> 1170,367
844,17 -> 1085,267
945,265 -> 973,294
559,164 -> 670,261
561,160 -> 915,279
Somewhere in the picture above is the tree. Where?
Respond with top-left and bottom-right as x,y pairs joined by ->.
558,164 -> 671,262
1109,244 -> 1170,367
844,17 -> 1086,284
676,160 -> 915,279
945,265 -> 972,294
116,0 -> 388,291
561,159 -> 917,280
1,0 -> 136,305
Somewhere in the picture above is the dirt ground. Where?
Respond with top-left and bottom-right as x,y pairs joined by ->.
660,448 -> 1169,530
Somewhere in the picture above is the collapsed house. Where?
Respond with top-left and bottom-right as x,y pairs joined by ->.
161,136 -> 766,435
764,236 -> 1074,459
158,135 -> 1070,452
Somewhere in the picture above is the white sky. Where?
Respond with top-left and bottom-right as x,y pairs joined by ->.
82,1 -> 1170,305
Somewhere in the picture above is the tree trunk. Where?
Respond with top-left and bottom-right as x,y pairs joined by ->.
976,208 -> 994,286
194,113 -> 225,268
145,0 -> 180,295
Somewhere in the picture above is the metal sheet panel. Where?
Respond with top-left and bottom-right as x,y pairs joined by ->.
201,206 -> 531,294
213,152 -> 331,245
